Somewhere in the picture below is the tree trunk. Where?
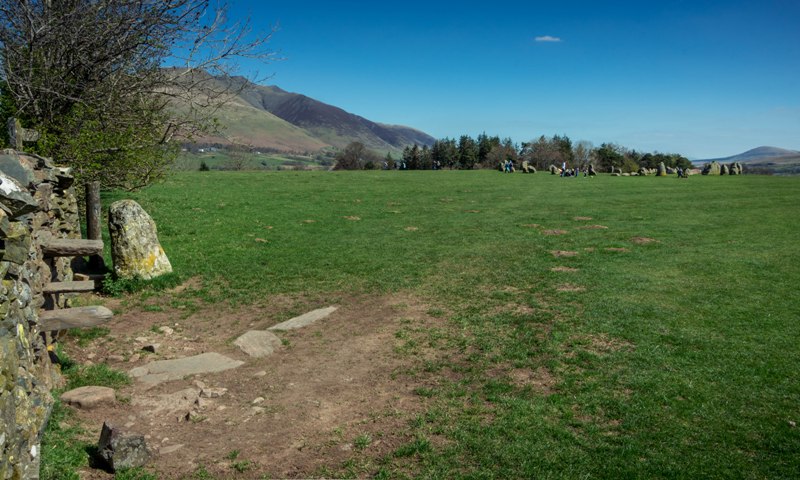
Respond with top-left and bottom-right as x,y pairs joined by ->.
85,181 -> 105,271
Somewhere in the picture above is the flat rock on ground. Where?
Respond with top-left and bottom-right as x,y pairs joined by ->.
234,330 -> 282,358
129,352 -> 244,385
61,386 -> 116,409
267,306 -> 337,331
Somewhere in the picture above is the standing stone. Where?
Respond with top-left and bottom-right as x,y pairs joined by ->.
657,162 -> 667,176
108,200 -> 172,280
702,161 -> 721,175
588,164 -> 597,176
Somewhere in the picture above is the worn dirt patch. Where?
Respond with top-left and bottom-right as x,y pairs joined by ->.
573,216 -> 593,221
68,293 -> 440,479
521,223 -> 541,228
343,216 -> 361,221
605,247 -> 630,252
551,266 -> 579,273
404,226 -> 419,232
551,250 -> 578,257
508,367 -> 556,394
556,284 -> 586,293
631,237 -> 658,244
578,225 -> 608,230
543,229 -> 569,235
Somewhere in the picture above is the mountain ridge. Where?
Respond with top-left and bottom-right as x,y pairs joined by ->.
693,146 -> 800,165
210,76 -> 435,153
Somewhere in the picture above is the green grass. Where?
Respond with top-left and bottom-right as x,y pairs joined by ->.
39,348 -> 132,479
85,171 -> 800,478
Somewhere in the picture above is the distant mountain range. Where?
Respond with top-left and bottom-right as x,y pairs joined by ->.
191,74 -> 435,154
693,146 -> 800,166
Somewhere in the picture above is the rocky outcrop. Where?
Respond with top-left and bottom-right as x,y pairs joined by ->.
108,200 -> 172,280
0,149 -> 81,479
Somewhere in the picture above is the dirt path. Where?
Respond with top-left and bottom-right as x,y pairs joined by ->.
67,292 -> 439,478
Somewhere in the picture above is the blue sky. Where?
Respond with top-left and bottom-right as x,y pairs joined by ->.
227,0 -> 799,159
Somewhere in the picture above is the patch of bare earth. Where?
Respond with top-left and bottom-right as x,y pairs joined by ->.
543,229 -> 569,235
605,247 -> 630,252
551,266 -> 579,273
556,284 -> 585,293
573,216 -> 593,221
70,293 -> 441,479
488,365 -> 556,395
550,250 -> 578,257
631,236 -> 658,244
578,225 -> 608,230
521,223 -> 540,228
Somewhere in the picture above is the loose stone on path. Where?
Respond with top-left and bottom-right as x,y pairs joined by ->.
234,330 -> 282,358
61,386 -> 116,409
268,306 -> 338,331
129,352 -> 244,385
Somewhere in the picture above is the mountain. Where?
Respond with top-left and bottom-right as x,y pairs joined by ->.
693,146 -> 800,165
202,75 -> 435,153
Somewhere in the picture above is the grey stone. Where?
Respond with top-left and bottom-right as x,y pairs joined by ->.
234,330 -> 282,358
702,161 -> 721,175
129,352 -> 244,385
159,444 -> 184,455
97,422 -> 153,472
61,386 -> 116,409
132,388 -> 200,415
108,199 -> 172,280
200,387 -> 228,399
268,306 -> 338,331
0,171 -> 38,218
0,152 -> 36,187
657,162 -> 667,176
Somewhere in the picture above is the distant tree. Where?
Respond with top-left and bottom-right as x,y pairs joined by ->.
457,135 -> 478,169
225,147 -> 251,170
403,144 -> 421,170
384,152 -> 396,170
334,141 -> 380,170
419,145 -> 432,170
477,133 -> 501,165
485,138 -> 518,169
593,143 -> 625,172
573,140 -> 594,168
520,135 -> 568,170
431,138 -> 458,169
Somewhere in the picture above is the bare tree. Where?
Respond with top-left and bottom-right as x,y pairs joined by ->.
0,0 -> 277,189
573,140 -> 594,169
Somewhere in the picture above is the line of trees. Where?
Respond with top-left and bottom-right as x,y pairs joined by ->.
334,134 -> 692,173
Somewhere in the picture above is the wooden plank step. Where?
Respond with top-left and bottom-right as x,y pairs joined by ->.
40,306 -> 113,331
42,281 -> 96,294
42,239 -> 103,257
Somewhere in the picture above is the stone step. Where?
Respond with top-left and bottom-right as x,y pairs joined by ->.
39,305 -> 113,331
42,280 -> 96,294
42,238 -> 103,257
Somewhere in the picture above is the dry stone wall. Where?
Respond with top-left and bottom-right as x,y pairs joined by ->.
0,149 -> 81,479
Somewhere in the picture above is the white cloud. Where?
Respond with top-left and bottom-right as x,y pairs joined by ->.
534,35 -> 562,43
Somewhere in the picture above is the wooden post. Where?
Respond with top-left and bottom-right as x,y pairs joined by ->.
85,181 -> 105,271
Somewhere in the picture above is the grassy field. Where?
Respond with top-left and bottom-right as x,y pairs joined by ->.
53,171 -> 799,478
